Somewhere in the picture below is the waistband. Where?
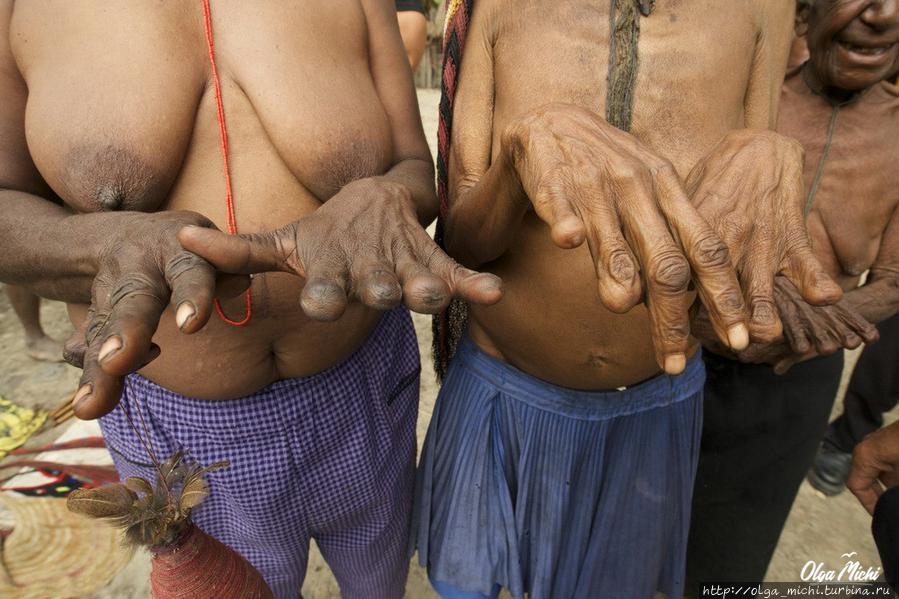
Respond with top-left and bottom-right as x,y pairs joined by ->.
121,306 -> 417,432
452,334 -> 705,421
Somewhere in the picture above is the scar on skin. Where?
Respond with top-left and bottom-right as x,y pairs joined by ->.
65,144 -> 166,212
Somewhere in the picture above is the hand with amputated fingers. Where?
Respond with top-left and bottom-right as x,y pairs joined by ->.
764,276 -> 878,373
848,420 -> 899,515
66,211 -> 247,421
178,178 -> 503,321
686,129 -> 843,344
499,103 -> 749,374
691,276 -> 878,373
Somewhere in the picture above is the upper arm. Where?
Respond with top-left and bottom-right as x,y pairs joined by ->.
744,0 -> 795,129
359,0 -> 432,166
447,0 -> 496,206
870,206 -> 899,286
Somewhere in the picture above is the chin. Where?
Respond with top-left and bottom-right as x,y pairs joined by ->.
829,71 -> 886,90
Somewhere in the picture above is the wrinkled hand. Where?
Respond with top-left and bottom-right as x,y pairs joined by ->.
687,130 -> 843,343
766,277 -> 878,372
501,103 -> 749,374
66,211 -> 245,420
848,420 -> 899,514
178,178 -> 503,320
692,277 -> 878,373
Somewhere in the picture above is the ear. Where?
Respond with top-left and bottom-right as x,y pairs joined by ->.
795,2 -> 811,37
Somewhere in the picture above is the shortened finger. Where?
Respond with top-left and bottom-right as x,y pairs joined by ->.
356,268 -> 403,311
738,245 -> 783,344
666,201 -> 747,350
300,254 -> 349,321
407,226 -> 503,306
178,226 -> 290,276
98,290 -> 167,377
165,252 -> 217,334
583,207 -> 642,314
73,349 -> 125,420
783,244 -> 843,306
395,251 -> 453,314
531,185 -> 587,249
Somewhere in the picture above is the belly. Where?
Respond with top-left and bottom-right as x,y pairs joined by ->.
70,274 -> 382,400
469,214 -> 696,390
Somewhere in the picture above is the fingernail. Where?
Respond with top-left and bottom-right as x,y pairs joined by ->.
664,353 -> 686,375
98,336 -> 122,363
727,324 -> 749,351
72,385 -> 92,409
176,302 -> 196,329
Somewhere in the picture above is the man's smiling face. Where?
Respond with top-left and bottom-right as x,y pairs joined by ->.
805,0 -> 899,91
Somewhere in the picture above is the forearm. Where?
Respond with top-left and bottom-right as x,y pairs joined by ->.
844,274 -> 899,324
0,189 -> 103,302
444,148 -> 528,268
376,157 -> 438,227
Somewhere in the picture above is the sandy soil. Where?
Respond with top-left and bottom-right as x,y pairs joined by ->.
0,89 -> 891,598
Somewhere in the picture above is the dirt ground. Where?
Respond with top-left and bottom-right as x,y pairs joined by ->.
0,89 -> 891,598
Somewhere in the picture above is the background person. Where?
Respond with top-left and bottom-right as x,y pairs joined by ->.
810,313 -> 899,495
687,0 -> 899,591
396,0 -> 428,71
4,284 -> 63,361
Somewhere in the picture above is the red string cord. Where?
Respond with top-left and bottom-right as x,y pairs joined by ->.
202,0 -> 252,326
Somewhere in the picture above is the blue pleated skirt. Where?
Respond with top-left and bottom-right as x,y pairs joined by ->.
412,335 -> 706,599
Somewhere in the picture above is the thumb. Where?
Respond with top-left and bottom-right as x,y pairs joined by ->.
178,226 -> 289,275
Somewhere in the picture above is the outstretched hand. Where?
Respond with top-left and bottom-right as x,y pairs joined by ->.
179,178 -> 503,320
65,211 -> 248,420
500,103 -> 750,374
687,130 -> 844,344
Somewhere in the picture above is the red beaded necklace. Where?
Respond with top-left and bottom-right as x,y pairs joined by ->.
202,0 -> 252,326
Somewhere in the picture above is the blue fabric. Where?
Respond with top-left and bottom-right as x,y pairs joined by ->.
430,576 -> 500,599
412,335 -> 705,599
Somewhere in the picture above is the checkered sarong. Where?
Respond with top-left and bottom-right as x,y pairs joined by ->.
99,307 -> 420,599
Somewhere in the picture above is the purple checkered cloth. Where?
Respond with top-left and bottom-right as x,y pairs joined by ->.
99,307 -> 420,599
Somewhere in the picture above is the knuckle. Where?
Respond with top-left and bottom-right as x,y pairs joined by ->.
165,252 -> 209,283
607,249 -> 636,282
648,253 -> 691,292
749,297 -> 778,323
647,160 -> 676,180
613,160 -> 640,181
693,234 -> 731,269
63,345 -> 86,368
714,289 -> 745,314
409,284 -> 450,311
109,273 -> 166,308
661,320 -> 691,342
86,312 -> 110,346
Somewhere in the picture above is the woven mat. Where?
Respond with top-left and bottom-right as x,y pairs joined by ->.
0,493 -> 133,598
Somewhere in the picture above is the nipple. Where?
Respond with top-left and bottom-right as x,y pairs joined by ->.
97,186 -> 126,211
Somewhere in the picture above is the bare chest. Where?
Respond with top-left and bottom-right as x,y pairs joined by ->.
489,0 -> 759,170
779,84 -> 899,277
10,0 -> 392,214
